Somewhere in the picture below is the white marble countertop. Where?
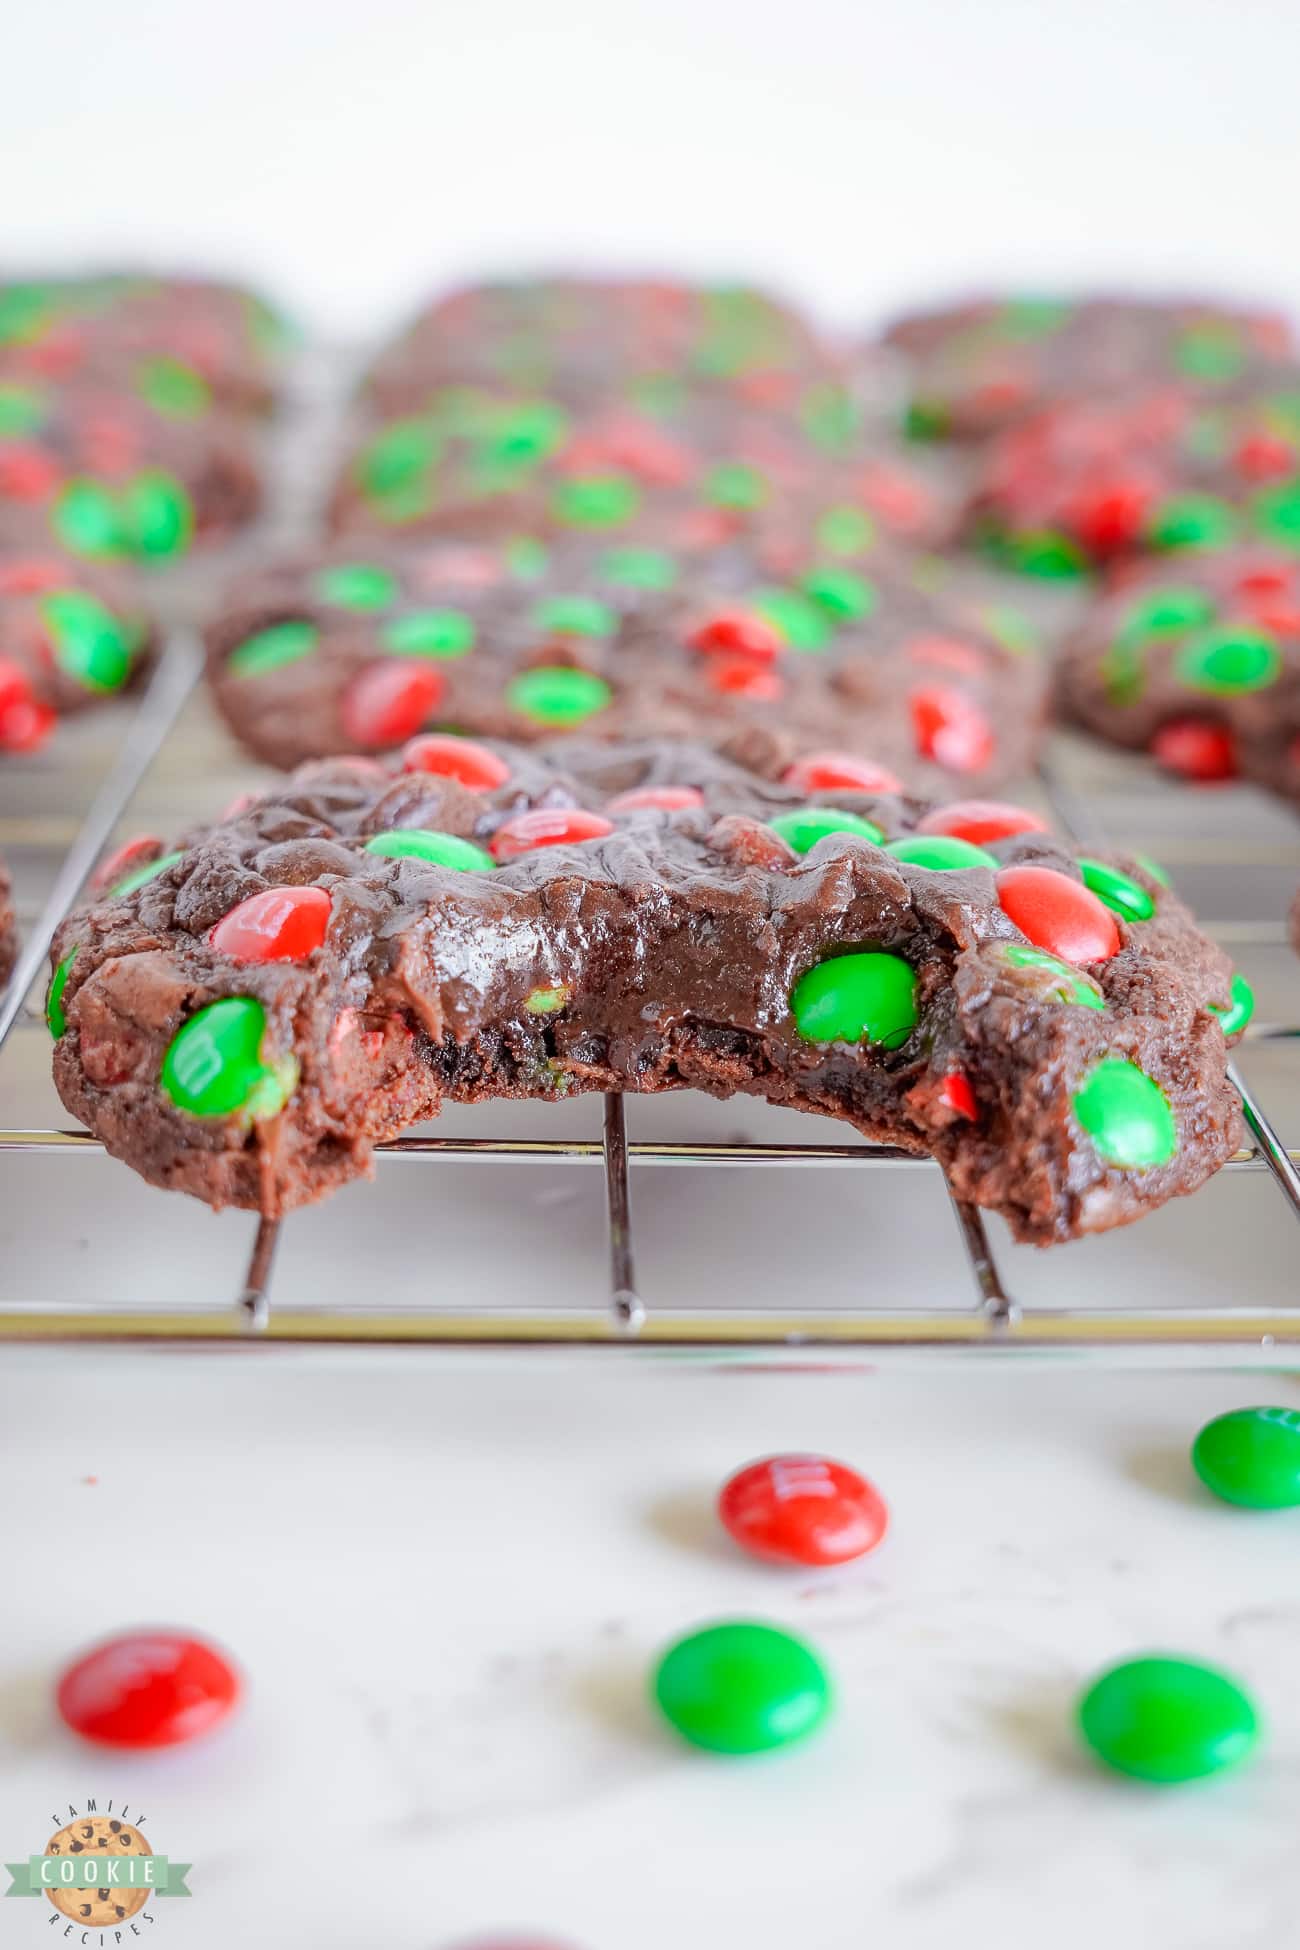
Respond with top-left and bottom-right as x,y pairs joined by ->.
1,1350 -> 1298,1950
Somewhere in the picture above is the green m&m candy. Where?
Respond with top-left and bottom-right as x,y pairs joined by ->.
816,504 -> 875,557
507,666 -> 611,727
112,849 -> 184,897
752,587 -> 832,652
791,951 -> 918,1048
1073,1058 -> 1177,1169
767,807 -> 884,856
549,473 -> 639,528
1078,858 -> 1155,922
1006,528 -> 1089,579
1255,481 -> 1300,546
1176,626 -> 1281,695
47,950 -> 76,1039
1174,323 -> 1244,382
138,355 -> 212,419
800,566 -> 876,621
704,461 -> 768,511
1192,1406 -> 1300,1508
160,998 -> 298,1121
228,620 -> 319,678
54,479 -> 124,558
598,546 -> 678,590
123,469 -> 194,560
40,590 -> 133,692
885,834 -> 998,872
652,1620 -> 831,1755
1209,972 -> 1254,1037
364,829 -> 494,870
1077,1655 -> 1260,1783
999,943 -> 1105,1011
532,594 -> 617,637
1148,494 -> 1236,552
1118,586 -> 1216,641
315,562 -> 399,610
382,608 -> 474,657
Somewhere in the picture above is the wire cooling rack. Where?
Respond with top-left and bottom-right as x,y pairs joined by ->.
0,625 -> 1297,1355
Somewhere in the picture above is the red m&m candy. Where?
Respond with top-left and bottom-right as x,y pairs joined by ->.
781,751 -> 903,795
57,1630 -> 240,1749
997,863 -> 1120,964
688,609 -> 783,661
917,798 -> 1048,846
209,885 -> 331,963
490,808 -> 614,861
938,1071 -> 978,1119
0,656 -> 55,751
1150,718 -> 1238,782
909,684 -> 995,773
607,784 -> 705,812
707,655 -> 784,700
718,1454 -> 888,1567
402,732 -> 511,789
91,833 -> 164,891
340,660 -> 443,748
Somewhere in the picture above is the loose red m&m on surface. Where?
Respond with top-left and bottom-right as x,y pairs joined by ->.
57,1631 -> 240,1749
781,751 -> 903,796
209,885 -> 331,963
916,798 -> 1048,846
719,1454 -> 888,1566
490,808 -> 614,861
340,660 -> 443,747
996,864 -> 1120,964
401,733 -> 511,789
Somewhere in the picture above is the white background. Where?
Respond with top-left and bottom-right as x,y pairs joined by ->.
5,0 -> 1300,338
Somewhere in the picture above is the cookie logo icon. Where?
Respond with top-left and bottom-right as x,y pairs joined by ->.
44,1816 -> 152,1926
5,1798 -> 193,1926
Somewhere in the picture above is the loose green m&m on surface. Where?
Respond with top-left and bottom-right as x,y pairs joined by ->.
1209,972 -> 1254,1037
40,590 -> 133,692
364,829 -> 494,870
652,1621 -> 831,1755
1175,626 -> 1281,695
1077,1655 -> 1260,1783
791,951 -> 918,1048
1192,1406 -> 1300,1508
507,666 -> 611,727
1078,858 -> 1156,922
112,848 -> 184,897
160,998 -> 297,1121
47,950 -> 76,1039
1073,1058 -> 1177,1169
767,807 -> 884,856
228,620 -> 319,678
885,834 -> 998,872
315,562 -> 399,610
382,608 -> 475,657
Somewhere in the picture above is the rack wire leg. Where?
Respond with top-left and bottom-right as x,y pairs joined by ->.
1229,1059 -> 1300,1221
946,1184 -> 1019,1329
239,1216 -> 281,1333
602,1095 -> 645,1334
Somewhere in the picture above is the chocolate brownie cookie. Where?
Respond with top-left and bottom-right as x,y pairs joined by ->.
330,380 -> 962,559
0,377 -> 262,563
968,376 -> 1300,576
0,545 -> 155,751
204,535 -> 1046,793
43,1817 -> 151,1927
49,736 -> 1244,1244
884,295 -> 1294,441
361,277 -> 836,416
0,272 -> 288,416
1058,548 -> 1300,800
0,850 -> 16,986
